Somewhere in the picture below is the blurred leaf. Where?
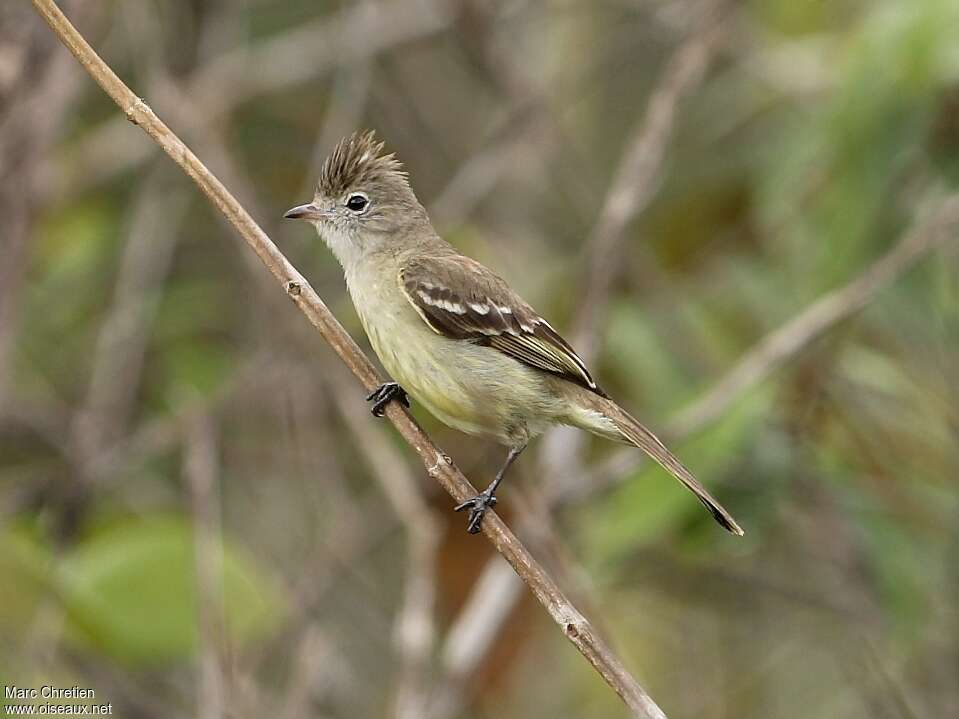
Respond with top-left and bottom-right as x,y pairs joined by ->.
18,199 -> 119,396
35,199 -> 117,289
605,300 -> 688,414
758,0 -> 958,290
750,0 -> 851,36
153,280 -> 231,340
837,344 -> 914,399
0,523 -> 55,637
583,387 -> 772,564
162,341 -> 235,402
58,514 -> 285,664
858,512 -> 934,637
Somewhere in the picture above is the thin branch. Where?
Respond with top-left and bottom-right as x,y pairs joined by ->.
51,0 -> 451,199
426,561 -> 524,719
538,0 -> 727,482
571,0 -> 727,361
71,169 -> 188,459
184,412 -> 227,719
329,369 -> 441,719
573,190 -> 959,501
187,0 -> 450,117
439,188 -> 959,689
392,526 -> 441,719
665,202 -> 958,438
0,3 -> 86,405
280,627 -> 345,719
30,2 -> 667,716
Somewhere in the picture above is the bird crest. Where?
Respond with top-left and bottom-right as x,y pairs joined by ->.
317,130 -> 406,198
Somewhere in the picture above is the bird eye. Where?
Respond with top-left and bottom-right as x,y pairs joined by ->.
346,193 -> 369,213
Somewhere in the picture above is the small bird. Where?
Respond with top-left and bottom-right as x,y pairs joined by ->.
285,131 -> 743,536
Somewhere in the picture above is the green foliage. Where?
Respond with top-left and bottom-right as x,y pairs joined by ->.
5,0 -> 959,714
57,514 -> 285,664
605,300 -> 689,414
161,341 -> 235,402
0,524 -> 56,638
582,388 -> 772,565
758,0 -> 958,291
18,200 -> 120,398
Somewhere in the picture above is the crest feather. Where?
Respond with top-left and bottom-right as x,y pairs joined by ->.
318,130 -> 406,197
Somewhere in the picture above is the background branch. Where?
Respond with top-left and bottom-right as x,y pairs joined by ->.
329,368 -> 441,719
571,0 -> 728,362
539,0 -> 728,484
576,192 -> 959,499
184,411 -> 227,719
14,2 -> 958,717
438,183 -> 959,690
30,1 -> 666,716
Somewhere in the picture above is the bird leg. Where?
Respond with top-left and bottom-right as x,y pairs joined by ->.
455,444 -> 525,534
366,382 -> 410,417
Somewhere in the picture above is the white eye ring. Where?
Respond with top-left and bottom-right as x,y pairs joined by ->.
345,192 -> 370,214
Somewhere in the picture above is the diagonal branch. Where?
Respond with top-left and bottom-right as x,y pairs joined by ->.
184,411 -> 227,719
571,190 -> 959,501
571,0 -> 727,362
30,1 -> 666,716
51,0 -> 451,198
538,0 -> 728,484
328,367 -> 441,719
441,187 -> 959,687
664,198 -> 959,438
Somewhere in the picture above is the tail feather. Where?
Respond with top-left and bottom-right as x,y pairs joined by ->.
574,394 -> 744,536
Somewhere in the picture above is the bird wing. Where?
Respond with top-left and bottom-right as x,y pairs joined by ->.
399,254 -> 604,395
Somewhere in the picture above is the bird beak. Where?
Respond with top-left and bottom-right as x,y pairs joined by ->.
283,202 -> 327,221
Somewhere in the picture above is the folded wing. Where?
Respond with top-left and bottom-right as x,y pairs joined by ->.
400,255 -> 605,396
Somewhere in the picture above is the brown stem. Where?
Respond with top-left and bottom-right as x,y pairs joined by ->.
30,1 -> 666,716
571,0 -> 728,363
573,191 -> 959,501
184,412 -> 227,719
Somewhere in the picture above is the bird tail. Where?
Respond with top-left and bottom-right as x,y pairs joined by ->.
567,391 -> 744,536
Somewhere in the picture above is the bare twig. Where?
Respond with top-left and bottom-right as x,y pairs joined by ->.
71,169 -> 188,459
571,0 -> 727,361
329,370 -> 441,719
0,2 -> 86,405
30,2 -> 666,715
51,0 -> 451,198
539,0 -> 727,483
440,187 -> 959,693
666,202 -> 959,437
256,371 -> 399,717
392,525 -> 441,719
189,0 -> 450,117
184,412 -> 227,719
426,561 -> 524,719
280,627 -> 344,719
573,190 -> 959,500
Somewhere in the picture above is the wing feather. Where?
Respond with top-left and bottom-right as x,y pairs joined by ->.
400,255 -> 605,395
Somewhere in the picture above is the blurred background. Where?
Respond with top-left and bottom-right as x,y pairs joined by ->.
2,0 -> 958,717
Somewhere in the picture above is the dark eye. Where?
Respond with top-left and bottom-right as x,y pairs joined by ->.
346,193 -> 368,212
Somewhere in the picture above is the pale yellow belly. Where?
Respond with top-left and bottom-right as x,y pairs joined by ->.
367,317 -> 510,438
362,308 -> 559,443
346,263 -> 566,445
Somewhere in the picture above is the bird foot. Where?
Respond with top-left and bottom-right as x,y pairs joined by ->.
366,382 -> 409,417
454,490 -> 497,534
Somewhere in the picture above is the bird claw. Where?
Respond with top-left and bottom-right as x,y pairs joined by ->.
454,491 -> 497,534
366,382 -> 409,417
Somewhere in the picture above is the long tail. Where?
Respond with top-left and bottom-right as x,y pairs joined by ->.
569,392 -> 744,536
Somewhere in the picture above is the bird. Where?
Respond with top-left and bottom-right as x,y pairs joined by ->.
284,130 -> 743,536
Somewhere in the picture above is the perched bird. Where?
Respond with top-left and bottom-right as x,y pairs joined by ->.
285,131 -> 743,536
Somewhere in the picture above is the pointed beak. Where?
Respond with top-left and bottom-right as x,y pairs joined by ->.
283,202 -> 327,221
